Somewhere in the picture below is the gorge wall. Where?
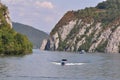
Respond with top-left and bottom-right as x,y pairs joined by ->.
41,0 -> 120,53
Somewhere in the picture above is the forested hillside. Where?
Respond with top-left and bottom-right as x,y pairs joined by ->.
0,4 -> 32,55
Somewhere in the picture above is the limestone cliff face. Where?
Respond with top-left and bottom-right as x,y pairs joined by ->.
4,9 -> 12,28
0,3 -> 12,28
41,0 -> 120,53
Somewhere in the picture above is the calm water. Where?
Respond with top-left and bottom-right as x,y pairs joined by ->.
0,49 -> 120,80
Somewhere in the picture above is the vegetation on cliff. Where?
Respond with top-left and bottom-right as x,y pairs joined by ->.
0,4 -> 33,55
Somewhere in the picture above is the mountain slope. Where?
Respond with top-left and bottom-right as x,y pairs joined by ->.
12,22 -> 48,49
41,0 -> 120,53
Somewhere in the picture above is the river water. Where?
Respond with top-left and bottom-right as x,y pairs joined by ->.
0,49 -> 120,80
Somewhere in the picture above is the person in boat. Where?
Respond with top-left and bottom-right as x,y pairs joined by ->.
61,59 -> 67,66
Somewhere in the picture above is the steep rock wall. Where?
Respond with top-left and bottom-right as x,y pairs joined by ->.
41,0 -> 120,53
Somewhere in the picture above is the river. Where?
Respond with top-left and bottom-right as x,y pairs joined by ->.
0,49 -> 120,80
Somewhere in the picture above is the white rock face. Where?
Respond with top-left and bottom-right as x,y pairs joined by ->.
106,26 -> 120,53
0,3 -> 12,28
58,20 -> 77,41
52,32 -> 59,49
89,27 -> 112,52
74,21 -> 93,50
40,39 -> 48,50
5,10 -> 12,28
76,38 -> 85,50
49,20 -> 77,50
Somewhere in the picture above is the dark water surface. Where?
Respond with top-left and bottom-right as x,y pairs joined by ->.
0,49 -> 120,80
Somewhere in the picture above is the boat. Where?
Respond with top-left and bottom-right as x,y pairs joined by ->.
80,50 -> 85,54
61,59 -> 67,66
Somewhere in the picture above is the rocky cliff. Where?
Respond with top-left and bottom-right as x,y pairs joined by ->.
41,0 -> 120,53
0,3 -> 12,28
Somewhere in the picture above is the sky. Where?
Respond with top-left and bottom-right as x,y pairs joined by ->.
2,0 -> 106,33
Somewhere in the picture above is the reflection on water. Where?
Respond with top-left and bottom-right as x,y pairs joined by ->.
0,49 -> 120,80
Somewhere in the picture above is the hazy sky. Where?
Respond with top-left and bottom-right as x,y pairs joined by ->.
3,0 -> 106,33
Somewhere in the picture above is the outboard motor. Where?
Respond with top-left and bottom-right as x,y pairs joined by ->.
61,59 -> 67,66
61,61 -> 65,66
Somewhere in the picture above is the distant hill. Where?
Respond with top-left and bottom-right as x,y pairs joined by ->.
12,22 -> 48,49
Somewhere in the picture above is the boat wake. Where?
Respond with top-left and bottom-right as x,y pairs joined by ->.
52,62 -> 85,66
